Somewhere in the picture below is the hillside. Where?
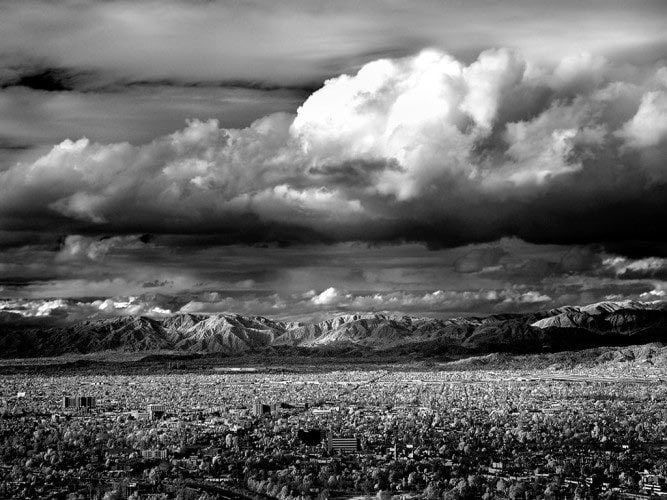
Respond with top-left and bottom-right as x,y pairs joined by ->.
0,300 -> 664,358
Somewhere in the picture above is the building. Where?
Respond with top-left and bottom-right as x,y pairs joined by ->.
641,474 -> 666,495
298,428 -> 324,446
488,461 -> 505,474
78,396 -> 96,408
253,401 -> 271,417
112,479 -> 139,500
147,404 -> 166,420
141,449 -> 168,460
63,396 -> 96,410
327,434 -> 360,453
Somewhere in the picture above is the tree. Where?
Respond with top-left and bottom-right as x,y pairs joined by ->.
443,489 -> 462,500
376,490 -> 391,500
278,485 -> 290,500
508,481 -> 526,499
424,483 -> 441,499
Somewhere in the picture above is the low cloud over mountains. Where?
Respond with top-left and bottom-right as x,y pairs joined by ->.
1,236 -> 664,322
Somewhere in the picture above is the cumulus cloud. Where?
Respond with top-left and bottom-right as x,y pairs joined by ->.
56,234 -> 147,262
348,290 -> 493,312
604,256 -> 667,280
616,90 -> 667,148
1,269 -> 661,324
170,287 -> 535,318
0,298 -> 71,318
0,296 -> 173,321
640,287 -> 666,301
311,287 -> 351,306
291,49 -> 529,199
0,48 -> 665,254
93,297 -> 173,317
346,288 -> 553,313
509,290 -> 552,304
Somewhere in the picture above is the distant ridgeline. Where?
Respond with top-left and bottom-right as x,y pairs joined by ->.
0,300 -> 665,358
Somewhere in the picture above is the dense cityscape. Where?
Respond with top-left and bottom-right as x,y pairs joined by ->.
1,360 -> 665,500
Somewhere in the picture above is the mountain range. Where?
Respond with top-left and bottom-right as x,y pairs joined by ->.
0,300 -> 665,358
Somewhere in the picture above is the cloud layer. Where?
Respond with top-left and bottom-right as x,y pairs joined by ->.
2,0 -> 665,166
1,48 -> 665,253
3,0 -> 665,89
1,235 -> 664,321
1,4 -> 666,321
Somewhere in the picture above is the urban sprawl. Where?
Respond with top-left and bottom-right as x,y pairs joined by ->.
1,364 -> 665,500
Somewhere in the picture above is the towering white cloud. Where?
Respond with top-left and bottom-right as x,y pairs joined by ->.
0,48 -> 665,249
617,90 -> 667,148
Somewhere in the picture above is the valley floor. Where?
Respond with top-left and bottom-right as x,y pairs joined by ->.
0,350 -> 665,499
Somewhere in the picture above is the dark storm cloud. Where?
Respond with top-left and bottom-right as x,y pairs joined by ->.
1,62 -> 317,95
2,67 -> 80,92
618,267 -> 667,280
0,139 -> 32,151
122,79 -> 319,96
1,236 -> 663,320
602,241 -> 667,260
142,280 -> 173,288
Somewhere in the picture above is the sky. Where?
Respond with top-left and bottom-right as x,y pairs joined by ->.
0,0 -> 666,322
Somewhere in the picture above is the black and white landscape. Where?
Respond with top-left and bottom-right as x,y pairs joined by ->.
1,300 -> 666,359
0,1 -> 665,499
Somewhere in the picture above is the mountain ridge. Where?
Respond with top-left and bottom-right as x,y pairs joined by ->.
0,300 -> 665,358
